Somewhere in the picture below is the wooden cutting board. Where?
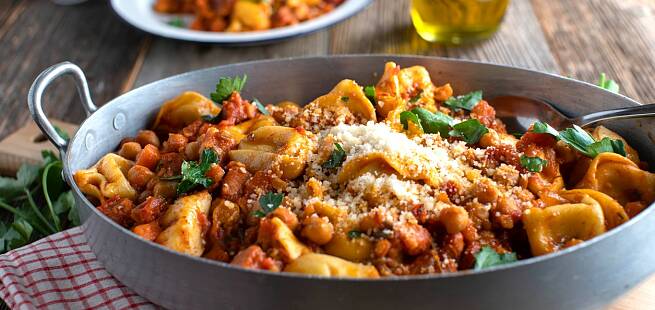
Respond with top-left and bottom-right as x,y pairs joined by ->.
0,121 -> 652,308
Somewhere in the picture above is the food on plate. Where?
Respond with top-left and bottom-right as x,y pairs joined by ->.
74,62 -> 655,277
154,0 -> 345,32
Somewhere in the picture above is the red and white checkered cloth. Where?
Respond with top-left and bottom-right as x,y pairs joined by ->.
0,227 -> 157,309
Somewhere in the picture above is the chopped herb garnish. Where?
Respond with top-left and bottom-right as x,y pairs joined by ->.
323,143 -> 346,169
210,75 -> 247,104
253,98 -> 269,115
340,96 -> 349,102
409,90 -> 423,103
448,119 -> 489,144
474,246 -> 517,270
400,111 -> 423,132
520,155 -> 548,173
444,90 -> 483,111
202,114 -> 221,123
176,149 -> 219,195
364,86 -> 376,103
531,123 -> 626,158
347,230 -> 363,239
597,73 -> 620,94
410,108 -> 455,137
253,192 -> 284,218
168,17 -> 185,28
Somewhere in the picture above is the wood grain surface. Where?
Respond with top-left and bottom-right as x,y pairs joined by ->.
0,0 -> 654,308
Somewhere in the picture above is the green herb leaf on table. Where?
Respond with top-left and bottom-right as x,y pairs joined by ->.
323,143 -> 346,169
364,86 -> 376,103
448,119 -> 489,144
444,90 -> 483,111
347,230 -> 363,239
210,75 -> 247,104
254,192 -> 284,218
253,98 -> 269,115
474,246 -> 518,270
53,125 -> 70,141
597,73 -> 620,94
520,155 -> 548,173
176,149 -> 220,195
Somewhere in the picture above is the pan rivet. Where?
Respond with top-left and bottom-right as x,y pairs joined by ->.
85,133 -> 95,150
113,113 -> 126,130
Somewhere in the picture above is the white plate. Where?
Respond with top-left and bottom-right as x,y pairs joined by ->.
111,0 -> 372,44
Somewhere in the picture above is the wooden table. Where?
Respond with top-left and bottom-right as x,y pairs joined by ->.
1,0 -> 654,308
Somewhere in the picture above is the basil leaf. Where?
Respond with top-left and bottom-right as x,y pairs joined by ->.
323,143 -> 346,169
449,119 -> 489,144
176,149 -> 219,195
364,86 -> 376,103
210,75 -> 247,103
255,192 -> 284,217
253,98 -> 269,115
444,90 -> 483,111
411,108 -> 455,137
531,121 -> 560,137
597,73 -> 620,94
520,155 -> 548,173
474,246 -> 517,270
400,111 -> 423,132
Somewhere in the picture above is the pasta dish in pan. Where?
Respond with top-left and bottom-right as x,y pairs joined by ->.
73,62 -> 655,278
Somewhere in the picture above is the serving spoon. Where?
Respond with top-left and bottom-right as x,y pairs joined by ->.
487,96 -> 655,133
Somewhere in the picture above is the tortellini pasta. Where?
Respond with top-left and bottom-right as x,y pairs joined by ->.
156,191 -> 212,256
152,91 -> 220,132
226,0 -> 272,32
73,153 -> 136,203
284,253 -> 379,278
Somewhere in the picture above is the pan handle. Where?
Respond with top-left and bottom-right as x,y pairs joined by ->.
27,62 -> 98,155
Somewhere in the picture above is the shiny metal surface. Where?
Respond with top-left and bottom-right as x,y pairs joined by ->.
29,56 -> 655,310
489,95 -> 655,131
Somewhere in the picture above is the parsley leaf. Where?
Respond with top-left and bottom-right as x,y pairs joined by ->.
449,119 -> 489,144
176,149 -> 219,195
210,75 -> 247,104
254,192 -> 284,218
364,86 -> 376,103
588,137 -> 626,157
474,246 -> 517,270
323,143 -> 346,169
531,121 -> 560,137
411,108 -> 455,137
530,123 -> 626,158
444,90 -> 483,111
53,125 -> 69,140
597,73 -> 620,94
559,125 -> 597,156
253,98 -> 269,115
520,155 -> 548,173
400,111 -> 423,132
168,17 -> 185,28
347,230 -> 363,239
340,96 -> 349,102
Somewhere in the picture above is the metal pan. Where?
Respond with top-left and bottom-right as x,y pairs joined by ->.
27,56 -> 655,310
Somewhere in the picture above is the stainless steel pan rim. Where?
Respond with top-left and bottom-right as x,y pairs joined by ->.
28,55 -> 654,282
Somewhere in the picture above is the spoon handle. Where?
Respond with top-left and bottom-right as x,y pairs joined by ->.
573,104 -> 655,127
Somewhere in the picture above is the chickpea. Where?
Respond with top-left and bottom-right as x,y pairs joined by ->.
271,207 -> 299,231
301,215 -> 334,245
440,206 -> 470,234
127,165 -> 155,189
135,130 -> 161,148
118,142 -> 142,161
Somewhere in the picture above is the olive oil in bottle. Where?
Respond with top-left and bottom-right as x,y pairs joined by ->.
411,0 -> 510,44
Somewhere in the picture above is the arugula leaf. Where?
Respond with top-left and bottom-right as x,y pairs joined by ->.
474,246 -> 517,270
168,17 -> 185,28
400,111 -> 423,132
254,192 -> 284,218
520,155 -> 548,173
323,143 -> 346,169
409,90 -> 423,103
444,90 -> 483,111
449,119 -> 489,144
347,230 -> 363,239
210,75 -> 247,104
176,149 -> 219,195
364,86 -> 376,103
411,108 -> 454,137
253,98 -> 269,115
598,73 -> 620,94
531,121 -> 560,137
